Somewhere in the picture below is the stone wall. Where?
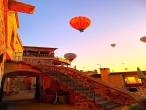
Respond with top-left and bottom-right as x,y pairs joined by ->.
0,0 -> 5,86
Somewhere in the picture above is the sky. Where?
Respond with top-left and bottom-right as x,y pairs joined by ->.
18,0 -> 146,72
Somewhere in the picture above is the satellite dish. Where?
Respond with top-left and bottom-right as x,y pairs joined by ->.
140,36 -> 146,43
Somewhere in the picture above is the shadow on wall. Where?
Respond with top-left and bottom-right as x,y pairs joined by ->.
0,54 -> 3,63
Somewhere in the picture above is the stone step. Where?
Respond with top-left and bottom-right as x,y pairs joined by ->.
103,102 -> 120,110
110,106 -> 124,110
46,72 -> 122,110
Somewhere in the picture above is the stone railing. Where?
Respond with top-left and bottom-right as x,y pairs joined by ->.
40,65 -> 137,105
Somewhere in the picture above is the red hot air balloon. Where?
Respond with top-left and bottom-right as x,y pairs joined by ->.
69,16 -> 91,32
64,53 -> 76,62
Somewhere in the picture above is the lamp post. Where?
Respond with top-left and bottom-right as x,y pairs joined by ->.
97,64 -> 101,73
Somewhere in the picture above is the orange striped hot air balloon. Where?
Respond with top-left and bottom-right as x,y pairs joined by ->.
69,16 -> 91,32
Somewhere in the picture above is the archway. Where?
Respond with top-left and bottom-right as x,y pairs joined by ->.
0,71 -> 43,102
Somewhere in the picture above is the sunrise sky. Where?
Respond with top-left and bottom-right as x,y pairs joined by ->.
18,0 -> 146,72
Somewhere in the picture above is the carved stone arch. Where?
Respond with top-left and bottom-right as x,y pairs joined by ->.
0,70 -> 43,102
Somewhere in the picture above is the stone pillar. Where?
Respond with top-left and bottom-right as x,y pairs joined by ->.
0,0 -> 6,87
100,68 -> 110,84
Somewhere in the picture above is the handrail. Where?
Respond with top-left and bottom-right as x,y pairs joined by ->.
66,67 -> 137,105
20,60 -> 137,105
40,65 -> 137,105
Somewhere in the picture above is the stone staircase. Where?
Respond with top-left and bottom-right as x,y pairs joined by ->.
24,63 -> 136,110
46,72 -> 121,110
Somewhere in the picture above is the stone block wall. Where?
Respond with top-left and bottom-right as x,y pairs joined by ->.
0,0 -> 5,86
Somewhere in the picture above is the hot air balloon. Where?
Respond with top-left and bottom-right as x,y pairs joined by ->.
69,16 -> 91,32
64,53 -> 76,62
140,36 -> 146,43
110,43 -> 116,47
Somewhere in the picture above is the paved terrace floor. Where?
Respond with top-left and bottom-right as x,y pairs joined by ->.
2,90 -> 83,110
4,100 -> 83,110
2,100 -> 127,110
2,90 -> 129,110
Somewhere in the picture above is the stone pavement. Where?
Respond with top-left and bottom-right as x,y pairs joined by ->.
3,90 -> 35,102
3,100 -> 128,110
2,90 -> 128,110
5,100 -> 83,110
2,90 -> 83,110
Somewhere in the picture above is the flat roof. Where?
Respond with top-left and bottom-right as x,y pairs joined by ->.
23,46 -> 58,51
